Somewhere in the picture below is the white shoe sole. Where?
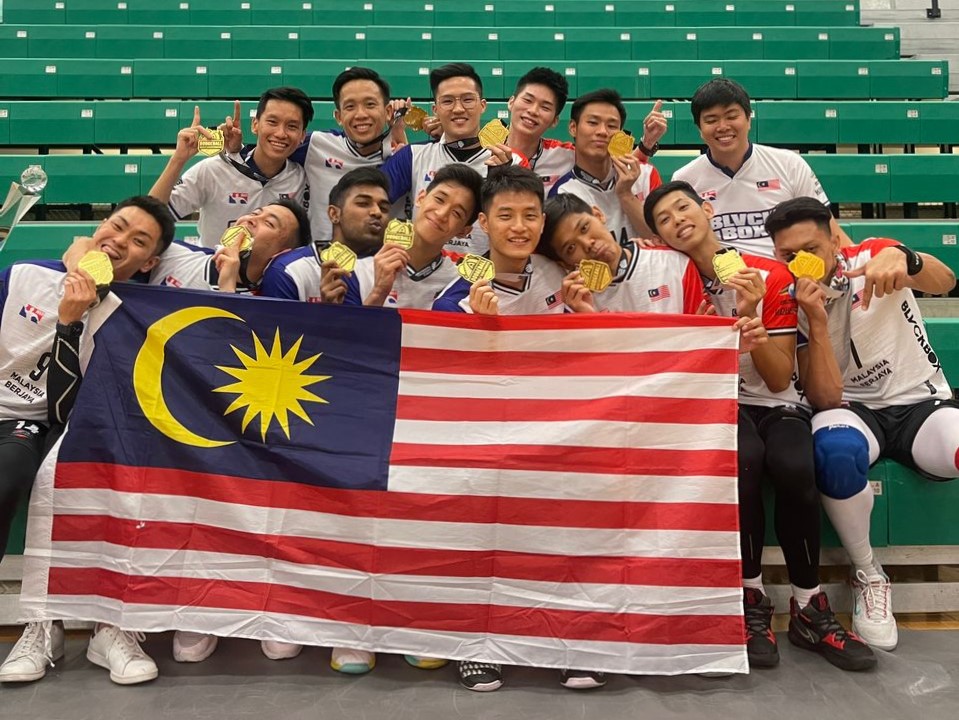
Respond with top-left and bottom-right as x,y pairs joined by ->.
0,649 -> 65,683
86,647 -> 158,685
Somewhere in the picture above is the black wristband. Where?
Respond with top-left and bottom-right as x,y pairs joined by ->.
56,320 -> 84,339
893,244 -> 923,276
638,140 -> 660,157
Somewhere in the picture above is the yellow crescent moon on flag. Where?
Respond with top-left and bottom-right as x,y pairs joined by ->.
133,306 -> 243,448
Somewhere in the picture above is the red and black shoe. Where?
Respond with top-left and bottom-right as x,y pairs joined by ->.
743,588 -> 779,668
787,592 -> 877,671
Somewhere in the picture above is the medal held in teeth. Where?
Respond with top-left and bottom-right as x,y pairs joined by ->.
403,106 -> 428,132
607,131 -> 635,158
219,224 -> 254,253
457,254 -> 495,283
478,119 -> 510,149
319,242 -> 358,273
197,128 -> 225,157
384,219 -> 415,250
712,248 -> 748,284
788,251 -> 826,282
77,250 -> 114,288
579,259 -> 613,293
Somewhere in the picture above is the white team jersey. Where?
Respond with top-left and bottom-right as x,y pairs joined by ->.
300,130 -> 392,243
258,244 -> 323,302
797,238 -> 951,408
168,149 -> 309,249
432,254 -> 567,314
705,253 -> 807,410
518,138 -> 576,196
148,242 -> 218,291
0,261 -> 119,423
591,243 -> 704,314
344,253 -> 459,309
381,140 -> 494,255
550,162 -> 661,246
672,143 -> 829,260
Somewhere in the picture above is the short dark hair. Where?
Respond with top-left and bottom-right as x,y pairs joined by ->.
643,180 -> 704,235
256,86 -> 314,127
426,163 -> 483,225
332,67 -> 391,109
514,66 -> 569,116
113,195 -> 175,254
430,62 -> 483,97
764,197 -> 834,241
538,193 -> 593,261
268,197 -> 312,248
690,78 -> 751,127
570,88 -> 626,125
328,167 -> 390,208
480,166 -> 544,214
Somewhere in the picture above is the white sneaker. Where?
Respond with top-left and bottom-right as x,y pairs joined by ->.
0,621 -> 65,683
331,647 -> 375,674
86,625 -> 158,685
260,640 -> 302,660
851,567 -> 899,651
172,631 -> 218,663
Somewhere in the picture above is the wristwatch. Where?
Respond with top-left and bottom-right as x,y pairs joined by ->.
893,244 -> 923,276
55,320 -> 84,339
637,140 -> 660,157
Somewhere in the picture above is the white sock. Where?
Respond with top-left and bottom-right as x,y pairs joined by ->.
792,585 -> 821,608
821,486 -> 882,578
742,574 -> 765,594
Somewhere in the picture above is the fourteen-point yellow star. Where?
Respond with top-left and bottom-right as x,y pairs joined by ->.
214,329 -> 330,441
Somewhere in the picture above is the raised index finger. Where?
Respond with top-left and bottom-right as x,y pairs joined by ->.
651,99 -> 663,113
191,105 -> 201,127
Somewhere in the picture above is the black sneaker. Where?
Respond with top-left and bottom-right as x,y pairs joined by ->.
787,592 -> 877,672
743,587 -> 779,668
559,668 -> 607,690
457,661 -> 503,692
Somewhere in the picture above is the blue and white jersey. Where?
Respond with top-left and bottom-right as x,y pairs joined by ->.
432,254 -> 567,314
168,148 -> 308,249
380,139 -> 493,255
258,244 -> 323,302
343,252 -> 459,309
148,241 -> 218,291
0,261 -> 119,422
290,129 -> 393,244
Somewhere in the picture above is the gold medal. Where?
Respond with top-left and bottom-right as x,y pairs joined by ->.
319,242 -> 357,272
197,128 -> 225,157
77,250 -> 114,288
404,106 -> 428,132
788,250 -> 826,282
478,119 -> 510,149
384,219 -> 415,250
219,224 -> 254,253
712,248 -> 748,284
579,259 -> 613,293
457,254 -> 495,283
607,131 -> 635,158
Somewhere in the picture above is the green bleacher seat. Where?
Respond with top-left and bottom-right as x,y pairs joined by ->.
836,102 -> 922,146
0,60 -> 59,98
281,60 -> 352,98
250,0 -> 315,25
805,154 -> 891,204
94,101 -> 182,146
674,0 -> 737,27
162,26 -> 233,60
566,29 -> 632,62
42,155 -> 141,204
132,59 -> 210,99
925,319 -> 959,390
64,0 -> 128,24
432,28 -> 500,62
724,60 -> 797,99
139,154 -> 204,194
762,28 -> 830,61
498,28 -> 566,62
614,1 -> 677,27
631,29 -> 697,62
919,101 -> 959,146
889,154 -> 959,204
576,61 -> 642,100
124,0 -> 192,26
298,27 -> 367,61
829,26 -> 900,60
6,101 -> 96,146
27,26 -> 98,59
667,101 -> 705,146
365,26 -> 433,62
796,60 -> 872,100
372,0 -> 434,27
1,0 -> 66,24
884,459 -> 959,544
231,26 -> 300,60
756,101 -> 839,146
57,59 -> 134,99
494,2 -> 557,29
697,28 -> 765,61
648,61 -> 720,100
555,1 -> 619,27
310,101 -> 336,126
0,106 -> 9,146
651,153 -> 699,181
95,26 -> 165,60
189,0 -> 252,26
208,60 -> 284,99
733,1 -> 797,27
433,1 -> 494,27
841,220 -> 959,276
0,26 -> 31,57
310,0 -> 373,26
870,60 -> 949,101
794,0 -> 860,27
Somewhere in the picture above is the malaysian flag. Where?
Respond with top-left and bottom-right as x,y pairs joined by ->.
648,285 -> 672,302
756,179 -> 781,191
21,285 -> 745,675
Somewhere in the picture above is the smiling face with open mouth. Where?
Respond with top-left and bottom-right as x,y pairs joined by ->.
252,99 -> 307,165
698,102 -> 752,165
479,190 -> 546,272
94,205 -> 165,280
334,79 -> 390,146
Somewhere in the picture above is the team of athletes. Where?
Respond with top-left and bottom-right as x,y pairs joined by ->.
0,64 -> 956,692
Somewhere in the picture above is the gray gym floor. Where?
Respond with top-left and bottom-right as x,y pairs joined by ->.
0,630 -> 956,720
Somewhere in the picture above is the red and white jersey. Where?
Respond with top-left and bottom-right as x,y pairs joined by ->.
550,162 -> 662,246
797,238 -> 952,408
592,242 -> 704,315
432,254 -> 567,315
168,150 -> 308,249
516,138 -> 576,196
672,144 -> 829,260
344,252 -> 459,309
706,253 -> 806,410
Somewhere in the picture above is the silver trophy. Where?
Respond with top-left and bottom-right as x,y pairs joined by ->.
0,165 -> 48,249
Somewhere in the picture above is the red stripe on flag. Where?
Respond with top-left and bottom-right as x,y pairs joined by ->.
54,463 -> 738,531
47,567 -> 745,646
398,308 -> 738,332
51,515 -> 743,588
400,347 -> 737,377
395,395 -> 739,425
